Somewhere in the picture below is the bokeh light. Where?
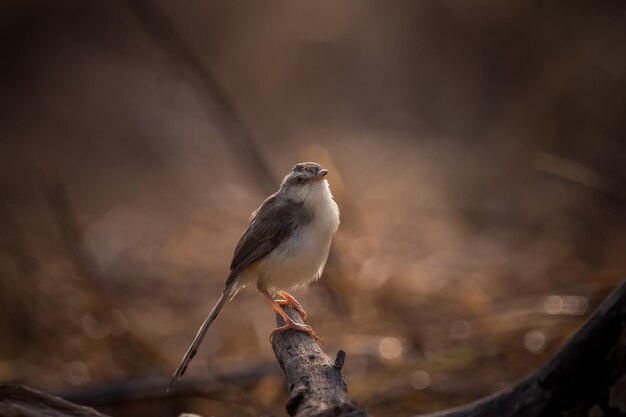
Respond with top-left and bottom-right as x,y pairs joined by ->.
378,337 -> 404,361
523,330 -> 547,354
410,370 -> 431,391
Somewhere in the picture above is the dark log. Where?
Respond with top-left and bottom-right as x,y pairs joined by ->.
0,384 -> 109,417
419,277 -> 626,417
57,362 -> 278,406
271,306 -> 371,417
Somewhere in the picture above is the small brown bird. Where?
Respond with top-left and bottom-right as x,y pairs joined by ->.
169,162 -> 340,389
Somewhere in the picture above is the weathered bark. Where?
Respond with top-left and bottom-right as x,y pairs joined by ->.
0,384 -> 109,417
271,306 -> 371,417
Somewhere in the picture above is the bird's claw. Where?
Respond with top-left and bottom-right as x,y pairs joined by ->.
276,291 -> 308,321
270,321 -> 324,346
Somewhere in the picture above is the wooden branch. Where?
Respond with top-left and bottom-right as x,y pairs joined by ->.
418,277 -> 626,417
271,306 -> 371,417
0,384 -> 109,417
56,362 -> 278,406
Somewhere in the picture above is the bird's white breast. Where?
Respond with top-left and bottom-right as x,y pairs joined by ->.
254,180 -> 339,291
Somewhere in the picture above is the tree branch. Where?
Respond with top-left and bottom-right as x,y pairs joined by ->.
419,277 -> 626,417
0,384 -> 109,417
123,0 -> 277,193
271,306 -> 371,417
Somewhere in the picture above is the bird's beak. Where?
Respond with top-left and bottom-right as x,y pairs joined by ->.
311,169 -> 328,181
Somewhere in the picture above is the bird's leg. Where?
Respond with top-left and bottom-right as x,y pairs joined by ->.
275,291 -> 307,321
259,288 -> 323,345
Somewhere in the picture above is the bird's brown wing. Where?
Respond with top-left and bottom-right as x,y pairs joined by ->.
227,195 -> 306,284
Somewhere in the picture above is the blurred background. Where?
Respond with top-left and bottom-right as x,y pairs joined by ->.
1,1 -> 625,416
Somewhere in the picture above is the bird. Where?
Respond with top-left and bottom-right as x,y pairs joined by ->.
168,162 -> 340,389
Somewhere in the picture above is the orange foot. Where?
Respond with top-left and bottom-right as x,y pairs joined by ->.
270,319 -> 323,345
259,288 -> 324,346
276,291 -> 307,321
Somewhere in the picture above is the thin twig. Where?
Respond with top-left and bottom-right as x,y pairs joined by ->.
123,0 -> 276,193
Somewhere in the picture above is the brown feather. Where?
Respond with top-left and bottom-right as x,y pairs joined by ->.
227,194 -> 311,285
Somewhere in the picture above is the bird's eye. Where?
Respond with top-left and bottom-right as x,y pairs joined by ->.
296,176 -> 304,183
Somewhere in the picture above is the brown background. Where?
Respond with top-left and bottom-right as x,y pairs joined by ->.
1,1 -> 625,416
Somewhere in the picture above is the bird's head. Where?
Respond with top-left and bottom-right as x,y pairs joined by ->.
279,162 -> 330,203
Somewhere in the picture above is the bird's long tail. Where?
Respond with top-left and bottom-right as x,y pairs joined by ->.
168,282 -> 236,390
